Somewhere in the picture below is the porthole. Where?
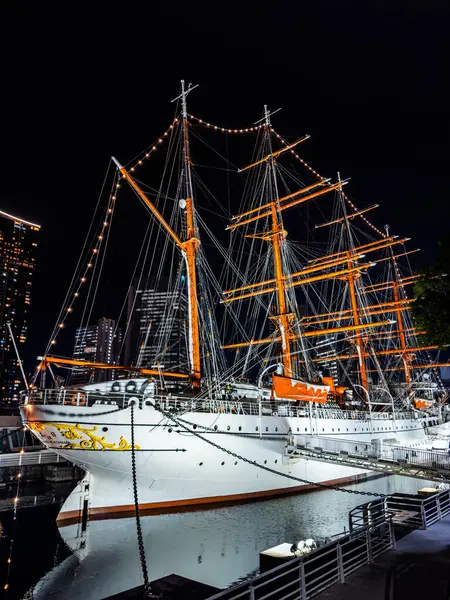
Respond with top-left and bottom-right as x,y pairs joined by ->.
275,459 -> 278,464
238,426 -> 242,431
297,427 -> 300,432
102,427 -> 108,432
275,427 -> 278,432
193,424 -> 197,429
214,425 -> 218,430
234,461 -> 238,465
305,428 -> 307,432
227,425 -> 231,431
256,427 -> 259,431
332,428 -> 334,432
221,461 -> 225,466
264,460 -> 267,464
168,428 -> 172,433
199,462 -> 203,466
266,427 -> 269,432
346,428 -> 348,432
322,428 -> 325,432
338,428 -> 340,432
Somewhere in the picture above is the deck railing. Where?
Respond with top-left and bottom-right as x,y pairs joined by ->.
24,389 -> 421,423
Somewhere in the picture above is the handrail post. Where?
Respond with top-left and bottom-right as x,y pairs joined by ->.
337,543 -> 345,583
366,528 -> 373,564
389,519 -> 396,550
299,560 -> 307,599
249,584 -> 255,600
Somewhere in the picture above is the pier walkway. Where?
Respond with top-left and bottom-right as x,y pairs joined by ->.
207,489 -> 450,600
315,514 -> 450,600
293,433 -> 450,483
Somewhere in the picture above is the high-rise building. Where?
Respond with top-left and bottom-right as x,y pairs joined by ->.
71,317 -> 122,385
0,209 -> 40,406
125,277 -> 188,378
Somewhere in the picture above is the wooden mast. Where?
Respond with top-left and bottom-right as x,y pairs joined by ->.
338,175 -> 368,393
385,224 -> 411,383
111,81 -> 202,387
179,80 -> 201,386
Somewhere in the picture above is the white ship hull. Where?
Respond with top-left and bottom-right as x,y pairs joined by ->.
21,396 -> 440,525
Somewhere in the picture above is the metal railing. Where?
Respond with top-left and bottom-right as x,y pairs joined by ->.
25,389 -> 421,423
206,515 -> 395,600
0,449 -> 66,468
295,434 -> 450,473
385,489 -> 450,529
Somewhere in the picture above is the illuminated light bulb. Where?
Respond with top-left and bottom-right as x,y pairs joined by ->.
145,153 -> 150,158
7,557 -> 11,563
81,277 -> 87,283
98,235 -> 103,240
116,184 -> 120,189
164,132 -> 168,136
92,249 -> 98,254
51,340 -> 56,345
20,449 -> 24,454
130,167 -> 135,172
112,196 -> 117,200
14,497 -> 18,503
158,139 -> 162,143
4,584 -> 9,590
74,292 -> 79,297
103,221 -> 108,227
67,307 -> 73,312
59,323 -> 64,328
17,473 -> 22,478
108,208 -> 112,214
152,146 -> 157,151
87,263 -> 92,268
138,160 -> 143,165
169,125 -> 173,129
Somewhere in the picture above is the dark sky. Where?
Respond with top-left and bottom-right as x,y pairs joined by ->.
1,0 -> 449,370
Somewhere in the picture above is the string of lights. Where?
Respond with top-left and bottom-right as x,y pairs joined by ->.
41,174 -> 120,359
189,114 -> 265,134
126,118 -> 180,173
3,428 -> 26,596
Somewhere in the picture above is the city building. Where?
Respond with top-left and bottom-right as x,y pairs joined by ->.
70,317 -> 122,385
0,209 -> 40,406
124,277 -> 188,383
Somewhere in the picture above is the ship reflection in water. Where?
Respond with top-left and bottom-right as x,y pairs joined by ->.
35,475 -> 436,599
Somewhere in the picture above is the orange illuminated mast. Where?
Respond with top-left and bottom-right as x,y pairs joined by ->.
262,105 -> 294,376
384,224 -> 411,383
112,81 -> 202,387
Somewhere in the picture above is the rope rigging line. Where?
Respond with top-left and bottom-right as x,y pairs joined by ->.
125,117 -> 181,174
270,128 -> 386,238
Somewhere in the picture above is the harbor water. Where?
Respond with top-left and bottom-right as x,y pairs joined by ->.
0,475 -> 439,599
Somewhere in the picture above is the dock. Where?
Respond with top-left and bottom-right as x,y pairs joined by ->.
206,488 -> 450,600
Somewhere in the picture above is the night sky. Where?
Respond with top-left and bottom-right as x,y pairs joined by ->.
1,1 -> 449,372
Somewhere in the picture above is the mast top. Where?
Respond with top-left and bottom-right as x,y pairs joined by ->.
171,80 -> 199,120
255,105 -> 282,126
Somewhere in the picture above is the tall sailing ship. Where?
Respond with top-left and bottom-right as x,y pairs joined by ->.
21,83 -> 450,524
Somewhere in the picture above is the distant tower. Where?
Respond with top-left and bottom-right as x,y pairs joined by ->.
125,277 -> 188,381
0,209 -> 40,406
71,317 -> 122,385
